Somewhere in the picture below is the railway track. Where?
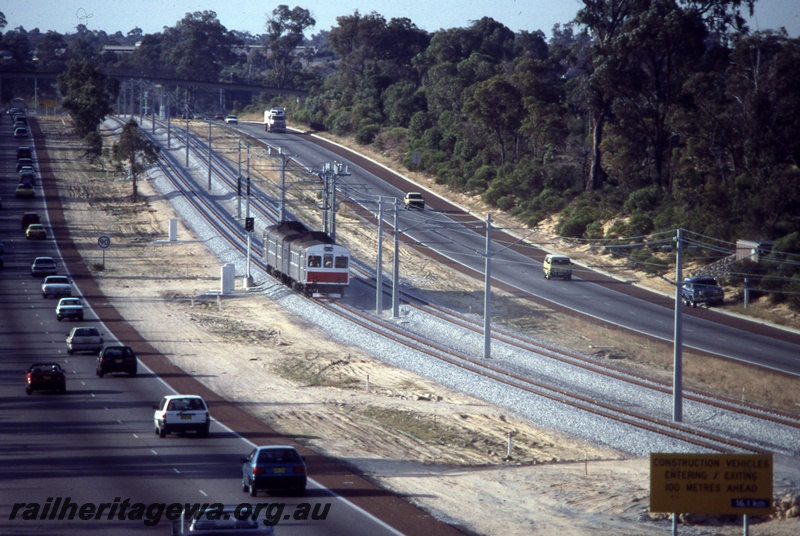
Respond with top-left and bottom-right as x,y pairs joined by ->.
111,115 -> 800,457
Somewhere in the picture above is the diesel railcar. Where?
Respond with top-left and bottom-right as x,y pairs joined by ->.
262,221 -> 350,298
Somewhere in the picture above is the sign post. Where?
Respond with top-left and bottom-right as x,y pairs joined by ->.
97,233 -> 111,270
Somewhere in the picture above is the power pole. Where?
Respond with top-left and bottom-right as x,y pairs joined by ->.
673,228 -> 684,422
483,214 -> 492,359
207,120 -> 212,190
376,197 -> 384,315
319,161 -> 350,242
392,201 -> 400,318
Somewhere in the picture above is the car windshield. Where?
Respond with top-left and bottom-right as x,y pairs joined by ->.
257,448 -> 301,463
47,277 -> 68,284
168,398 -> 205,411
74,328 -> 97,336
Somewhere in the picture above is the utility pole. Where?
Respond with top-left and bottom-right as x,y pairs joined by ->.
185,92 -> 190,167
237,139 -> 242,218
319,161 -> 350,242
244,144 -> 253,288
376,197 -> 384,315
278,149 -> 287,223
483,214 -> 492,359
207,120 -> 212,190
392,200 -> 400,318
165,90 -> 172,148
673,228 -> 684,422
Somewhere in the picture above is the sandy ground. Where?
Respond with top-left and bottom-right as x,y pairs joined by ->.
41,116 -> 799,535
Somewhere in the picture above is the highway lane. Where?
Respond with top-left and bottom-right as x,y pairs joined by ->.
1,119 -> 458,535
240,123 -> 800,376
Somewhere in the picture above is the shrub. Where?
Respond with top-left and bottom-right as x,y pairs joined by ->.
626,214 -> 654,236
623,186 -> 662,213
355,124 -> 380,145
558,213 -> 593,238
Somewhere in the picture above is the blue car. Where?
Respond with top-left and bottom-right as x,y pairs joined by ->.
241,445 -> 307,496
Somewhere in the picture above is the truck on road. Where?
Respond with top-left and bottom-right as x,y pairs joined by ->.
264,107 -> 286,133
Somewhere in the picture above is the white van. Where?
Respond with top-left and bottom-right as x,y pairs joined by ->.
543,254 -> 572,280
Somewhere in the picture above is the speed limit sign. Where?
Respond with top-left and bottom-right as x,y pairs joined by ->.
97,234 -> 111,249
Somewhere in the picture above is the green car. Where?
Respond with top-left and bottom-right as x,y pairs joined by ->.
26,223 -> 47,240
15,183 -> 35,198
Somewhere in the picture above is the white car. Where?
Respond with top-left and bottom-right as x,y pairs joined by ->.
56,297 -> 84,321
31,256 -> 57,277
153,395 -> 210,437
42,275 -> 72,298
225,115 -> 238,124
182,505 -> 273,534
65,326 -> 104,355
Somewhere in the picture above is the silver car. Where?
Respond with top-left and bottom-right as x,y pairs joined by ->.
65,326 -> 104,355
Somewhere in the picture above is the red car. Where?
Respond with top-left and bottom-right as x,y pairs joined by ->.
26,363 -> 67,395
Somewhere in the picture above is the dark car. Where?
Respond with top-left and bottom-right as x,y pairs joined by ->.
96,345 -> 138,377
16,157 -> 33,171
26,363 -> 67,395
241,445 -> 307,496
19,168 -> 36,186
21,212 -> 41,230
682,276 -> 725,308
17,146 -> 32,159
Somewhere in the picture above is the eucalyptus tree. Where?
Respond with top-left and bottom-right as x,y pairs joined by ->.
678,30 -> 800,238
572,0 -> 754,192
264,5 -> 315,88
160,11 -> 239,82
609,0 -> 708,193
572,0 -> 637,191
33,31 -> 68,71
463,76 -> 523,166
321,11 -> 428,134
111,119 -> 161,203
57,59 -> 120,138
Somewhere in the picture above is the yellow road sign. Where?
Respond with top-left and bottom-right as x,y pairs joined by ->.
650,453 -> 773,515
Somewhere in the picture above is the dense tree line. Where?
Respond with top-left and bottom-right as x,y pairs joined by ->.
2,3 -> 800,308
